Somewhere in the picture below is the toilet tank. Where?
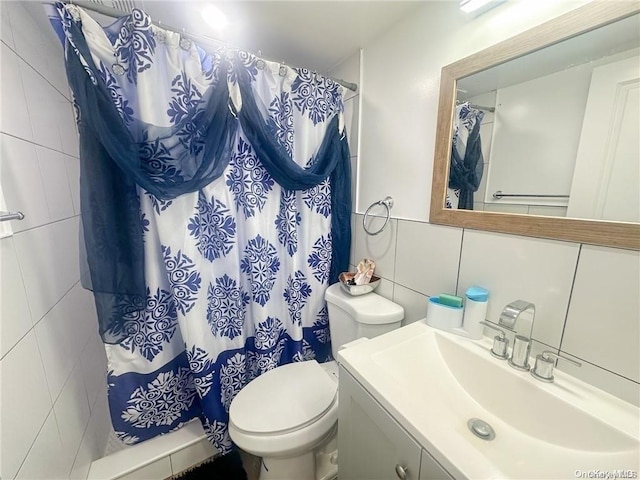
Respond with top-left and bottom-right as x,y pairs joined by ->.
324,283 -> 404,360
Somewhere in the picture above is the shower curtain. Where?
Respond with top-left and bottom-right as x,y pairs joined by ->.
447,102 -> 484,210
46,2 -> 350,452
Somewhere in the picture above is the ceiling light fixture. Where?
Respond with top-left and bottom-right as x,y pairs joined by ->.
202,4 -> 229,30
460,0 -> 500,14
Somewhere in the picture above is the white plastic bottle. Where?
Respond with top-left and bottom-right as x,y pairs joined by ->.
462,286 -> 489,339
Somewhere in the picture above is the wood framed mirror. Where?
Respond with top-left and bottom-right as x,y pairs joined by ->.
430,1 -> 640,250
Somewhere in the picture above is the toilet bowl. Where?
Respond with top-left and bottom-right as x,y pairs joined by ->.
229,360 -> 339,480
229,283 -> 404,480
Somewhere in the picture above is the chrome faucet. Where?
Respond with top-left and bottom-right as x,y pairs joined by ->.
499,300 -> 535,371
499,300 -> 535,330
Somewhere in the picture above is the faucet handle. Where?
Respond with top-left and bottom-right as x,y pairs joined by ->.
531,350 -> 582,383
480,321 -> 509,359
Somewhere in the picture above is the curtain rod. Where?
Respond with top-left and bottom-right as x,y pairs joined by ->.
42,0 -> 358,92
456,100 -> 495,113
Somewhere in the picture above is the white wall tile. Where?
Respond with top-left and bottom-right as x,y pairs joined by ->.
5,1 -> 66,95
71,388 -> 112,480
13,216 -> 80,322
373,275 -> 394,301
116,457 -> 172,480
5,1 -> 45,72
169,439 -> 217,475
0,331 -> 53,480
0,183 -> 13,238
36,146 -> 75,222
0,237 -> 32,357
54,364 -> 92,473
15,410 -> 68,480
392,284 -> 428,326
394,220 -> 462,296
18,58 -> 65,151
19,0 -> 69,98
91,389 -> 112,457
483,204 -> 530,214
527,205 -> 568,217
59,102 -> 80,157
457,230 -> 579,348
1,4 -> 106,479
70,438 -> 94,480
0,44 -> 33,141
353,213 -> 397,280
1,1 -> 15,49
65,155 -> 81,215
0,133 -> 50,232
556,351 -> 639,408
561,246 -> 640,383
35,282 -> 93,401
81,330 -> 108,410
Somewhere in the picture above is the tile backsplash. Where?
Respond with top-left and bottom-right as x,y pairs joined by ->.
350,213 -> 640,406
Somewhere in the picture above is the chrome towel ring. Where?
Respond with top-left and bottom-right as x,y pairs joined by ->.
363,196 -> 393,236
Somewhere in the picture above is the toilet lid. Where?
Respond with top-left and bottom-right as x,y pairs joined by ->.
229,360 -> 338,434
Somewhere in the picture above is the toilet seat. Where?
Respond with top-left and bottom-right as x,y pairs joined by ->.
229,360 -> 339,458
230,360 -> 338,435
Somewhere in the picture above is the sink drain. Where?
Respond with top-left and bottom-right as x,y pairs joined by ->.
467,418 -> 495,440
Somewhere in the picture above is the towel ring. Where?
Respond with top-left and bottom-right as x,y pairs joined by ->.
363,196 -> 393,236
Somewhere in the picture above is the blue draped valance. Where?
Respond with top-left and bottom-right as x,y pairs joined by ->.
58,10 -> 351,343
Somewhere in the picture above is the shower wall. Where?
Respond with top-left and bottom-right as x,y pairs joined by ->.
0,2 -> 111,479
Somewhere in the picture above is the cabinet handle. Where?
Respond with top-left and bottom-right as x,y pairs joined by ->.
395,464 -> 408,479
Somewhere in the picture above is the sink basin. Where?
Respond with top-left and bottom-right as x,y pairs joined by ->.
339,321 -> 640,479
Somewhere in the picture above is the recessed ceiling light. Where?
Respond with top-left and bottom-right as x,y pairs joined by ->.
202,4 -> 229,30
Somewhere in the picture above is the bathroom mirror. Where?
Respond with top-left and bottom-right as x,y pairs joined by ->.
430,2 -> 640,250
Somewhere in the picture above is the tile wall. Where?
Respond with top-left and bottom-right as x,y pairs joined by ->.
346,0 -> 638,407
349,217 -> 639,406
0,2 -> 111,479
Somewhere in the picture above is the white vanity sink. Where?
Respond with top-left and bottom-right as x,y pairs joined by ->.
338,321 -> 640,479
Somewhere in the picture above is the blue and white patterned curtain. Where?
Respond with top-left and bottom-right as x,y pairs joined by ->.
46,3 -> 350,452
447,102 -> 484,210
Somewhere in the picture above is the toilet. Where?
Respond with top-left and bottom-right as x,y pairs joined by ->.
229,282 -> 404,480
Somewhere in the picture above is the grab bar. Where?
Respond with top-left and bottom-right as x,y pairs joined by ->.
493,191 -> 569,200
363,197 -> 393,236
0,211 -> 25,222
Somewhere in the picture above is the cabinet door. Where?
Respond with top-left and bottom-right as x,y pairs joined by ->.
338,367 -> 422,480
419,449 -> 454,480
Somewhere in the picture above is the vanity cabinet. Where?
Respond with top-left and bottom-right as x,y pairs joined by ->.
338,366 -> 453,480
